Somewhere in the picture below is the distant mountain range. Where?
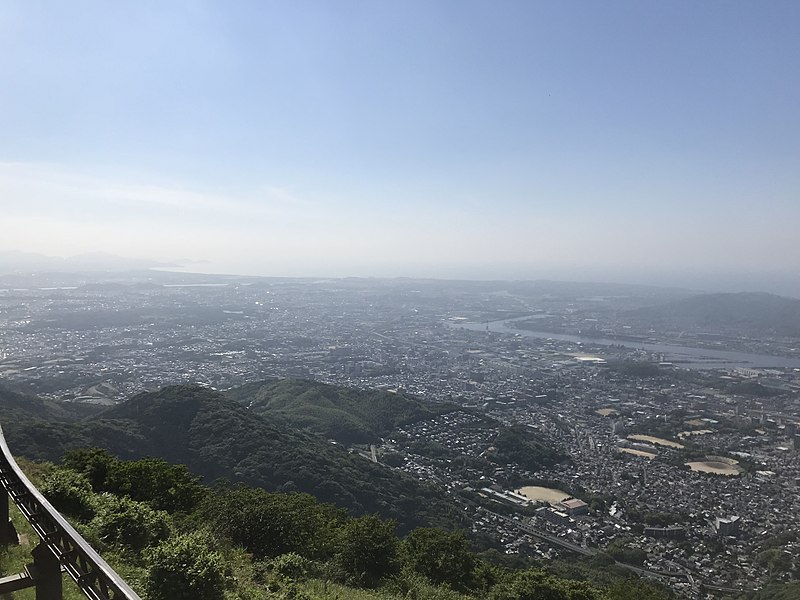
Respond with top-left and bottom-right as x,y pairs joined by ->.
630,292 -> 800,337
0,250 -> 178,274
0,252 -> 242,288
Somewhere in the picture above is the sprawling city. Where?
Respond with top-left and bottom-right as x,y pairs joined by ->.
2,272 -> 799,598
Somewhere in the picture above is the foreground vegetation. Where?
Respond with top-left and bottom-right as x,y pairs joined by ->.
3,385 -> 465,534
2,450 -> 674,600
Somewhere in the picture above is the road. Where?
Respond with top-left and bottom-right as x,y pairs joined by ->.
485,510 -> 746,595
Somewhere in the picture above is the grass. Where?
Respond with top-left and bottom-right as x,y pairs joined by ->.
297,577 -> 474,600
0,501 -> 88,600
0,457 -> 140,600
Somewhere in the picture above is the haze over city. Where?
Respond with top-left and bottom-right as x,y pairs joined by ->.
1,1 -> 798,293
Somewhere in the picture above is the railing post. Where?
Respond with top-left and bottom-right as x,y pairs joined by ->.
1,424 -> 142,599
29,543 -> 62,600
0,491 -> 18,545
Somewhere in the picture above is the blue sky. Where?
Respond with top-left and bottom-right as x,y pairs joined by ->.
1,1 -> 798,291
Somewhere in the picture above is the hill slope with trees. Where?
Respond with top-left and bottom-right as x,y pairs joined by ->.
629,292 -> 800,337
2,384 -> 465,533
225,378 -> 454,444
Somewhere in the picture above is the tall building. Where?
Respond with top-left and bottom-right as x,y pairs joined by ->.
714,516 -> 740,537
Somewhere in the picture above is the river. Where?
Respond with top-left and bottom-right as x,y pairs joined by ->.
452,318 -> 800,370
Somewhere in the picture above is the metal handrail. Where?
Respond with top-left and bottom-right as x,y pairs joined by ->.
0,424 -> 142,600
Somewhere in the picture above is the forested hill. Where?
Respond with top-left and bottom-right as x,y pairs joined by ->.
0,382 -> 103,458
0,381 -> 95,423
226,378 -> 455,443
630,292 -> 800,336
2,384 -> 465,533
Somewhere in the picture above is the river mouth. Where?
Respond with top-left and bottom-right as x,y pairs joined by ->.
449,318 -> 800,370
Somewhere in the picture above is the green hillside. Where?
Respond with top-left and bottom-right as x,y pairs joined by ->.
3,384 -> 465,533
489,424 -> 566,472
630,292 -> 800,336
226,378 -> 453,443
0,382 -> 112,460
0,381 -> 92,422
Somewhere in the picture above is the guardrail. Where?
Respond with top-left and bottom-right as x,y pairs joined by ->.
0,424 -> 142,600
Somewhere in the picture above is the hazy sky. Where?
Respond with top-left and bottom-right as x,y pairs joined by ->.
1,1 -> 798,290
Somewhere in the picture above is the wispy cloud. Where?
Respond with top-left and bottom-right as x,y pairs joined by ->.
1,161 -> 797,284
0,162 -> 317,222
0,161 -> 344,268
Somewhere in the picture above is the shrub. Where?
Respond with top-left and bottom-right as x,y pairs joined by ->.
40,468 -> 96,520
205,487 -> 342,559
271,552 -> 312,582
335,515 -> 399,587
88,493 -> 170,552
145,531 -> 226,600
401,528 -> 475,590
62,448 -> 117,491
